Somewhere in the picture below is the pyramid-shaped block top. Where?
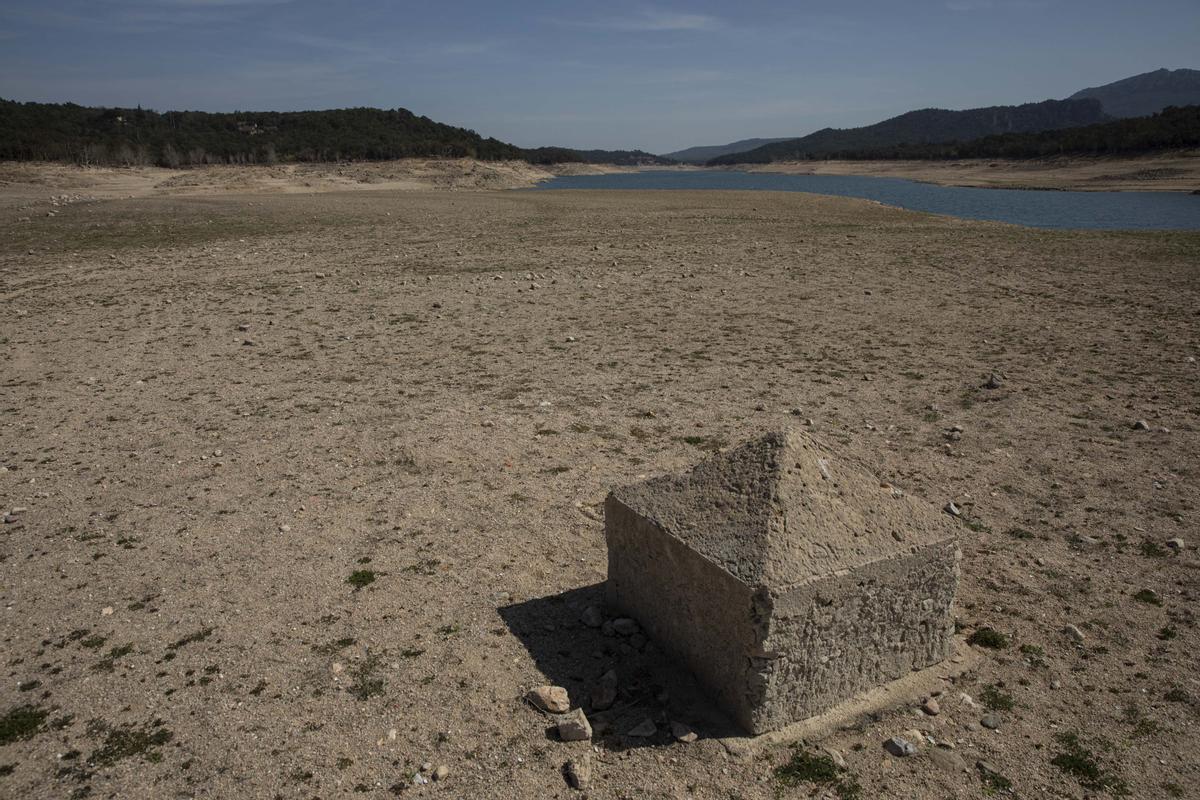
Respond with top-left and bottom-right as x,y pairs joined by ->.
609,430 -> 959,590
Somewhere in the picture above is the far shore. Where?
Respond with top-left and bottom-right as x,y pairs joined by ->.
721,152 -> 1200,192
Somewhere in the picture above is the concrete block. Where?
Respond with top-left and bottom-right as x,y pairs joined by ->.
604,430 -> 959,734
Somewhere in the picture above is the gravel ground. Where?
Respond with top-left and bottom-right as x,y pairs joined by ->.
1,173 -> 1198,799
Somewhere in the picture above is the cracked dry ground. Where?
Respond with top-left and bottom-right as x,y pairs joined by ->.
1,186 -> 1198,799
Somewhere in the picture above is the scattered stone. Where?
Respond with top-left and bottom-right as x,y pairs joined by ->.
921,697 -> 941,716
822,747 -> 847,769
580,606 -> 603,628
590,684 -> 617,711
611,617 -> 639,636
420,762 -> 433,773
1049,679 -> 1062,690
556,709 -> 592,742
237,323 -> 250,332
980,714 -> 1002,730
944,502 -> 962,517
626,718 -> 657,738
101,606 -> 114,616
883,736 -> 917,757
563,754 -> 591,791
433,765 -> 449,781
1166,538 -> 1185,550
528,685 -> 571,714
983,373 -> 1003,390
1133,419 -> 1151,430
670,721 -> 698,743
1063,624 -> 1086,643
927,747 -> 968,774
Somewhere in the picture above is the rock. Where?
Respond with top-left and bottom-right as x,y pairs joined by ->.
556,709 -> 592,742
1133,419 -> 1150,430
980,714 -> 1002,730
528,685 -> 571,714
983,373 -> 1003,390
1166,538 -> 1185,550
1050,679 -> 1062,690
433,765 -> 449,781
944,502 -> 962,517
600,620 -> 615,637
590,684 -> 617,712
420,762 -> 433,773
921,697 -> 941,716
1063,624 -> 1086,643
611,617 -> 639,636
101,606 -> 114,616
883,736 -> 917,757
670,721 -> 698,743
564,754 -> 591,790
927,747 -> 968,774
626,718 -> 657,738
822,747 -> 846,769
580,606 -> 603,628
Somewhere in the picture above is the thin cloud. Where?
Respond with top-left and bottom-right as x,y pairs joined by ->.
570,9 -> 722,32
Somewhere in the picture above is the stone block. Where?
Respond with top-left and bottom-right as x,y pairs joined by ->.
604,430 -> 959,734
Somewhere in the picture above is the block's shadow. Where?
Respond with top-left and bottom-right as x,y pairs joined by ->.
497,582 -> 742,750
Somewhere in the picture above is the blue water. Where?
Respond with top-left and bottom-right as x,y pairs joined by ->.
534,170 -> 1200,231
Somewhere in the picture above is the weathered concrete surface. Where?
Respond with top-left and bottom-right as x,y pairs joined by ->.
605,430 -> 960,734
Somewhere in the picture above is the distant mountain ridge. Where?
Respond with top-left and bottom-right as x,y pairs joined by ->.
661,138 -> 792,163
1069,68 -> 1200,119
709,98 -> 1108,164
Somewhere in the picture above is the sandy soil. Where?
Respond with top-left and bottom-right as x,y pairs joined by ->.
742,152 -> 1200,192
1,167 -> 1198,800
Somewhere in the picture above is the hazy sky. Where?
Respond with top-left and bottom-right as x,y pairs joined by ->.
1,1 -> 1197,153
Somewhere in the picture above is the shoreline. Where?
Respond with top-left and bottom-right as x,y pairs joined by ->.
726,152 -> 1200,192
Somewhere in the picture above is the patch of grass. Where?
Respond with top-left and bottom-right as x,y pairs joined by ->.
1156,626 -> 1177,641
677,435 -> 726,453
967,627 -> 1009,649
1,705 -> 48,746
346,570 -> 376,590
80,635 -> 107,650
1163,782 -> 1185,797
88,719 -> 173,767
1140,540 -> 1166,558
1019,643 -> 1046,668
168,628 -> 214,651
963,517 -> 992,533
436,624 -> 460,638
773,748 -> 860,800
977,762 -> 1012,795
400,648 -> 425,659
1163,688 -> 1190,703
980,684 -> 1015,712
1132,589 -> 1162,606
1007,527 -> 1035,540
1049,731 -> 1127,796
92,643 -> 134,673
347,654 -> 385,701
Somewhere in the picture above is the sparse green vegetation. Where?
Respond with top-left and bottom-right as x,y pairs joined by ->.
347,654 -> 385,701
980,684 -> 1015,711
1049,731 -> 1127,796
773,747 -> 860,800
1132,589 -> 1162,606
1140,540 -> 1167,558
347,570 -> 376,590
88,719 -> 173,767
0,705 -> 48,746
967,627 -> 1009,649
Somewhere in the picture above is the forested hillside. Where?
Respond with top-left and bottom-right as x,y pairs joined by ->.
710,99 -> 1108,164
737,105 -> 1200,161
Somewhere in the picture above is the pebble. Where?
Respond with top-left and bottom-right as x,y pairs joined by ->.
1050,679 -> 1062,690
921,697 -> 941,716
1166,538 -> 1185,550
1063,624 -> 1086,643
627,718 -> 657,737
611,617 -> 639,636
822,747 -> 846,769
883,736 -> 917,757
564,754 -> 591,791
528,685 -> 571,713
944,502 -> 962,517
980,714 -> 1002,730
983,373 -> 1003,390
101,606 -> 114,616
556,709 -> 592,742
927,747 -> 968,774
580,606 -> 603,628
433,765 -> 449,781
1133,419 -> 1150,430
670,721 -> 698,743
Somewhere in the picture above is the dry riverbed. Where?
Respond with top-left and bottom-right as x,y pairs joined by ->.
1,166 -> 1198,799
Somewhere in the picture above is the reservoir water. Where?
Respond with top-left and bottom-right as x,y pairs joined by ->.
534,170 -> 1200,231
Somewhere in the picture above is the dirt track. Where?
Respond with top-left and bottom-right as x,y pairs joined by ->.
1,169 -> 1198,799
